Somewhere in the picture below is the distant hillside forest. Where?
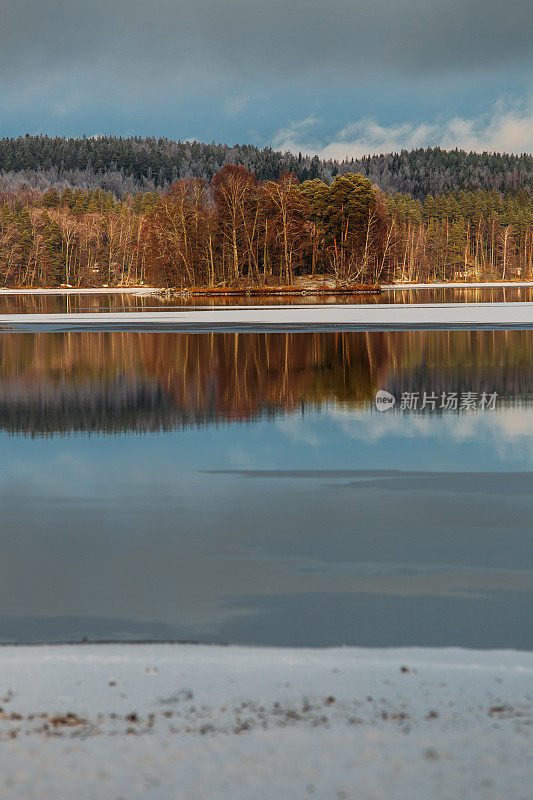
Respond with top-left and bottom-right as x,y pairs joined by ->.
0,135 -> 531,200
1,164 -> 532,288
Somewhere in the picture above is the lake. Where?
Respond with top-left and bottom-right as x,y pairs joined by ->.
0,294 -> 532,648
1,284 -> 533,313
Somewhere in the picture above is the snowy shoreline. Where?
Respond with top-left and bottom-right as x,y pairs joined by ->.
0,643 -> 531,799
2,301 -> 533,332
382,281 -> 533,289
0,287 -> 156,296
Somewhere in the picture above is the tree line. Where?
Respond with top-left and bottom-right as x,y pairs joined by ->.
0,166 -> 531,288
1,135 -> 531,200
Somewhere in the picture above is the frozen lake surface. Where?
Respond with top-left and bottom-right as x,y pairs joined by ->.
3,300 -> 533,332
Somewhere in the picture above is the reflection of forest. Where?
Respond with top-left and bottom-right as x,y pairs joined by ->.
376,330 -> 533,401
0,330 -> 532,434
2,287 -> 533,314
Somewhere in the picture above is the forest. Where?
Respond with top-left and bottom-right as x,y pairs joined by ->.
1,135 -> 531,199
0,163 -> 532,288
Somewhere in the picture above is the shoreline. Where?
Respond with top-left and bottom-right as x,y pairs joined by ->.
0,286 -> 156,295
0,280 -> 533,296
382,281 -> 533,289
0,643 -> 530,799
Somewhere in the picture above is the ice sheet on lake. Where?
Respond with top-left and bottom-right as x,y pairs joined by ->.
2,301 -> 533,332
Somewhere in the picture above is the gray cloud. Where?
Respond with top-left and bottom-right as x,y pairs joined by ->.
1,0 -> 531,91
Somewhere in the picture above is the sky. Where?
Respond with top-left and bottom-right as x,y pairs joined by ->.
1,0 -> 532,157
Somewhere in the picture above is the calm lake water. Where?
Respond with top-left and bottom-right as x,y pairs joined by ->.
1,285 -> 533,313
0,301 -> 532,648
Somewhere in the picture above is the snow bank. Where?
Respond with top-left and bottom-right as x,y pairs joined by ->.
382,281 -> 533,290
0,287 -> 154,295
0,644 -> 531,799
2,301 -> 533,332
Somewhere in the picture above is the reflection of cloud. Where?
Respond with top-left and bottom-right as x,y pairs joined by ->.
327,403 -> 533,463
490,408 -> 533,438
329,404 -> 439,441
277,417 -> 320,447
0,451 -> 99,498
227,447 -> 259,470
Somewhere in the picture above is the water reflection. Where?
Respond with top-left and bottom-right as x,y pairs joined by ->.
177,285 -> 533,307
1,328 -> 533,649
1,285 -> 533,314
0,330 -> 532,434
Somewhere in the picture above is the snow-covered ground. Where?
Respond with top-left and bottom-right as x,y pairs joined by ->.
382,281 -> 533,289
2,301 -> 533,331
0,644 -> 531,799
0,287 -> 154,295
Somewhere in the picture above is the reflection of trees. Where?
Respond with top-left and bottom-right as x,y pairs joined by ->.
0,330 -> 532,434
0,293 -> 152,315
137,332 -> 384,419
375,330 -> 533,404
0,378 -> 185,436
3,286 -> 533,315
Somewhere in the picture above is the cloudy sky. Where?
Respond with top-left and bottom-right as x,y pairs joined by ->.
1,0 -> 531,156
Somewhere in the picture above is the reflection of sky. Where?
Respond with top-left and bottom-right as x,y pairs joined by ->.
324,405 -> 533,469
1,404 -> 532,648
3,404 -> 533,489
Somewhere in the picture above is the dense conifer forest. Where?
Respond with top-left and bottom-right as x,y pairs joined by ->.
1,135 -> 531,199
0,137 -> 531,289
